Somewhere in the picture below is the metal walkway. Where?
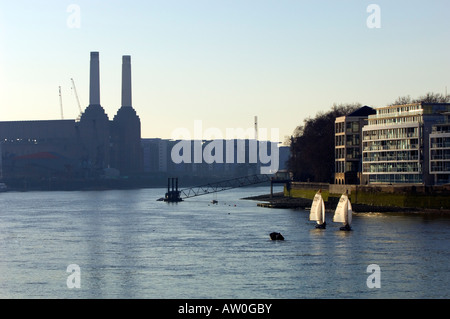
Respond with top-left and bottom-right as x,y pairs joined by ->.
179,174 -> 272,199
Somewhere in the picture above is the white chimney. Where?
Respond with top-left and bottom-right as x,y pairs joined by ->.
121,55 -> 132,107
89,51 -> 100,105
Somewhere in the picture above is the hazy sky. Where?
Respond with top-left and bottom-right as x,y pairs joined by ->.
0,1 -> 449,142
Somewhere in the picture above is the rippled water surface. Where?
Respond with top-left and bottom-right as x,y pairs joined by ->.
0,187 -> 449,298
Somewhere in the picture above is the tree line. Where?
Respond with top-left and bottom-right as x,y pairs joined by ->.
390,92 -> 450,105
287,92 -> 450,183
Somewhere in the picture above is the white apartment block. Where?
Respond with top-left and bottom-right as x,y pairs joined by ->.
362,103 -> 450,185
429,112 -> 450,185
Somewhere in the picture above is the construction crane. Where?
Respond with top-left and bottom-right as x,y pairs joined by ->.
59,86 -> 64,119
70,78 -> 83,121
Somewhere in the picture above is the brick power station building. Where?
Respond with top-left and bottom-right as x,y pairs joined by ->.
0,52 -> 143,184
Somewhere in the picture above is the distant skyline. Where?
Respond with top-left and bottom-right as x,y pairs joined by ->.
1,1 -> 449,143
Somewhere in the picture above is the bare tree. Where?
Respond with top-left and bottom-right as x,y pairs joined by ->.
391,92 -> 450,105
288,103 -> 360,182
390,95 -> 412,106
414,92 -> 450,104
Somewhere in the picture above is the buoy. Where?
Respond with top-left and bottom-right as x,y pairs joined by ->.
269,232 -> 284,241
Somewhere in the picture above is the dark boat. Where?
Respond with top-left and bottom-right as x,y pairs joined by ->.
270,232 -> 284,240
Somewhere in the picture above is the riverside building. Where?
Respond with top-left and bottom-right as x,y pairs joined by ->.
0,52 -> 143,181
334,106 -> 375,185
429,112 -> 450,185
361,103 -> 450,185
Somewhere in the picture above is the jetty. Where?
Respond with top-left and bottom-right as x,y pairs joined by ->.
245,183 -> 450,214
162,174 -> 288,202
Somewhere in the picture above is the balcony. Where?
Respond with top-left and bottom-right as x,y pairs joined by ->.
430,142 -> 450,149
363,132 -> 419,141
363,144 -> 419,152
368,109 -> 423,120
363,156 -> 419,162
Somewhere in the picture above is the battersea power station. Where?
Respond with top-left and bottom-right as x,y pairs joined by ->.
0,52 -> 143,188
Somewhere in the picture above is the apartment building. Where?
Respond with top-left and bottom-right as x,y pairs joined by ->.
334,106 -> 375,185
362,103 -> 450,185
429,112 -> 450,185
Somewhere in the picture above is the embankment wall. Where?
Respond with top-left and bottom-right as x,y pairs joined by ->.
286,182 -> 450,210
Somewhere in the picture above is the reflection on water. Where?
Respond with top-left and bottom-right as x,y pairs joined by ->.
0,187 -> 449,298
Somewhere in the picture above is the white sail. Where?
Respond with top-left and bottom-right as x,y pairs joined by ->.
347,199 -> 352,226
333,193 -> 348,223
321,201 -> 325,225
333,193 -> 353,226
309,192 -> 325,224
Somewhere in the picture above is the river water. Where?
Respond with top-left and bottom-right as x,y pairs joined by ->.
0,186 -> 449,299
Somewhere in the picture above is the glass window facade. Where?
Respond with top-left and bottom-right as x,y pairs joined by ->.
362,104 -> 424,184
362,103 -> 450,185
429,117 -> 450,184
334,115 -> 367,185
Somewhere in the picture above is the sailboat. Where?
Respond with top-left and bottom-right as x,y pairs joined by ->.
333,191 -> 352,231
309,190 -> 326,229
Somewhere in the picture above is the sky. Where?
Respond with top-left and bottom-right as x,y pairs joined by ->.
0,0 -> 449,143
